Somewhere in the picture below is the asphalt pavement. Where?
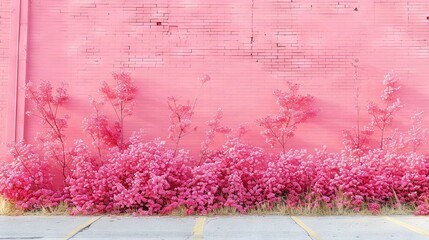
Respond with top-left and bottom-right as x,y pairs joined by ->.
0,215 -> 428,239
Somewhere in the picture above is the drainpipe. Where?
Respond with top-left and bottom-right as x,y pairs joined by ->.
13,0 -> 22,142
8,0 -> 28,143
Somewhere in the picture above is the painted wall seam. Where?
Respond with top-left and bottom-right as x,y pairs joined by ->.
16,0 -> 29,142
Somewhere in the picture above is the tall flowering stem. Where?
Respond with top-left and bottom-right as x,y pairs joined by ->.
404,112 -> 428,152
342,59 -> 375,157
342,126 -> 374,157
367,72 -> 402,149
82,99 -> 121,160
200,109 -> 231,158
168,74 -> 210,157
258,82 -> 317,154
167,97 -> 195,157
100,72 -> 137,148
25,81 -> 70,180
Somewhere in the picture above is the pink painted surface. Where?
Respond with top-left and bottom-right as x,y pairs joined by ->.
4,0 -> 429,155
0,0 -> 12,153
0,0 -> 14,152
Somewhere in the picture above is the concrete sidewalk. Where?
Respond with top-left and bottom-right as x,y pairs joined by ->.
0,215 -> 428,239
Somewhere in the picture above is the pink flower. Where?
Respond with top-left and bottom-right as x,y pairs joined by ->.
258,82 -> 317,154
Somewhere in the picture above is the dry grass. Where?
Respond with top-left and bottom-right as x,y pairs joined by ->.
23,202 -> 70,216
246,202 -> 416,216
0,197 -> 69,216
0,197 -> 23,215
209,207 -> 240,216
169,205 -> 188,216
0,197 -> 417,216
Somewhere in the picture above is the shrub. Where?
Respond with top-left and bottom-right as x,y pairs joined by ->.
0,142 -> 61,210
66,133 -> 193,215
183,138 -> 270,214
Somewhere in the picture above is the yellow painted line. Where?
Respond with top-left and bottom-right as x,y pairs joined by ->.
384,216 -> 429,237
193,217 -> 206,240
62,216 -> 101,240
291,216 -> 322,240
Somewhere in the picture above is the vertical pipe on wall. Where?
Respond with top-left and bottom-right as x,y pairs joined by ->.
7,0 -> 28,144
7,0 -> 21,144
12,0 -> 22,142
16,0 -> 29,142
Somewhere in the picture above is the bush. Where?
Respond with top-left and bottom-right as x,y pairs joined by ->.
0,142 -> 61,210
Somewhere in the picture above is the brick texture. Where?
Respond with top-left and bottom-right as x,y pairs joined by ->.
8,0 -> 429,153
0,0 -> 11,151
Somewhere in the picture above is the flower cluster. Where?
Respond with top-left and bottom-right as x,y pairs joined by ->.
167,97 -> 196,156
82,99 -> 122,158
0,142 -> 61,210
258,82 -> 317,153
65,134 -> 193,215
100,72 -> 137,147
201,109 -> 231,157
367,72 -> 402,149
25,81 -> 70,179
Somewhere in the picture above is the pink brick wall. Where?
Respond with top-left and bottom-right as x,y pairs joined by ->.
0,0 -> 11,152
8,0 -> 429,154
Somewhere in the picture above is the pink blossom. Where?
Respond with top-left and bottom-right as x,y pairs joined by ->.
167,97 -> 195,156
405,112 -> 428,152
0,142 -> 61,210
24,81 -> 70,180
100,72 -> 137,147
368,73 -> 402,149
201,109 -> 231,157
258,82 -> 317,154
